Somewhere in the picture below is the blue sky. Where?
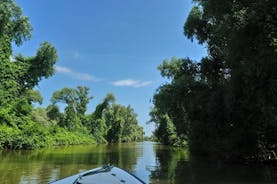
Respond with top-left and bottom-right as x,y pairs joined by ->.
14,0 -> 206,136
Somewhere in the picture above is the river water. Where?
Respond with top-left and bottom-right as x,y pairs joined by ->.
0,141 -> 277,184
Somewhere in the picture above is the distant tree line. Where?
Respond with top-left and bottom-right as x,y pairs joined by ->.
151,0 -> 277,162
0,0 -> 143,149
47,87 -> 144,144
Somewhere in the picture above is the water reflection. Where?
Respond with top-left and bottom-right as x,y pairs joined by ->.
0,142 -> 277,184
151,144 -> 277,184
0,143 -> 143,184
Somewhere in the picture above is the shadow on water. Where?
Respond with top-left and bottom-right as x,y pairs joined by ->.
1,142 -> 277,184
151,144 -> 277,184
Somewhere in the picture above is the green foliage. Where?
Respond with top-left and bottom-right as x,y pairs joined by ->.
154,114 -> 178,145
104,104 -> 144,143
51,87 -> 77,105
0,0 -> 88,150
0,0 -> 32,61
0,122 -> 48,150
0,0 -> 143,150
30,107 -> 52,127
93,93 -> 115,120
48,88 -> 143,145
24,90 -> 43,104
152,0 -> 277,162
47,125 -> 95,146
87,94 -> 144,143
51,86 -> 92,130
0,97 -> 32,128
87,93 -> 115,142
0,62 -> 25,104
46,104 -> 61,122
0,123 -> 95,150
89,118 -> 108,143
0,0 -> 57,138
76,86 -> 93,117
16,42 -> 58,89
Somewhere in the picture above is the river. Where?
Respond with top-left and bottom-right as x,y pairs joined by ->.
0,141 -> 277,183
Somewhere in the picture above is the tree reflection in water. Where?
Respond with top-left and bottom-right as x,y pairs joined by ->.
1,142 -> 277,183
151,144 -> 277,184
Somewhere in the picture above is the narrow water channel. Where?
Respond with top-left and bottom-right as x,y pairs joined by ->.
0,142 -> 277,183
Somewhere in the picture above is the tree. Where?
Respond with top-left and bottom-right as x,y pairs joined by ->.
0,0 -> 32,61
30,107 -> 51,127
93,93 -> 115,120
76,86 -> 93,116
121,105 -> 143,142
51,86 -> 92,130
88,93 -> 115,142
46,104 -> 61,122
152,0 -> 277,161
154,114 -> 178,145
0,0 -> 57,129
15,42 -> 58,90
87,93 -> 143,143
104,104 -> 143,143
24,90 -> 43,104
51,87 -> 78,129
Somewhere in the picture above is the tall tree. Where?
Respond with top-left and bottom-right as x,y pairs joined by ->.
104,104 -> 143,143
0,0 -> 57,127
88,93 -> 115,142
51,86 -> 92,130
76,86 -> 93,116
153,0 -> 277,161
88,93 -> 143,143
51,87 -> 79,129
0,0 -> 32,61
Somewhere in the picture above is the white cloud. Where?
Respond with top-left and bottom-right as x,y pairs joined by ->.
55,65 -> 96,82
55,66 -> 71,73
112,79 -> 152,88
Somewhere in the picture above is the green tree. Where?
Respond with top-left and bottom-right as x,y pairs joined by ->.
46,104 -> 61,122
0,0 -> 97,150
185,0 -> 277,159
104,104 -> 143,143
93,93 -> 115,119
0,0 -> 32,61
76,86 -> 92,116
88,93 -> 115,142
24,90 -> 43,104
88,93 -> 143,143
76,86 -> 93,125
51,87 -> 79,129
30,107 -> 51,127
121,106 -> 143,142
15,42 -> 58,90
0,0 -> 57,131
153,0 -> 277,161
51,86 -> 92,130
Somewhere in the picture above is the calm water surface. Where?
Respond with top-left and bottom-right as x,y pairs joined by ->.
0,141 -> 277,184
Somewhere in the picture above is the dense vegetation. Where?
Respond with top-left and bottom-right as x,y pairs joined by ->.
152,0 -> 277,162
0,0 -> 143,149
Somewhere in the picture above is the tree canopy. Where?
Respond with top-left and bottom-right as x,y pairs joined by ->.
0,0 -> 143,150
152,0 -> 277,162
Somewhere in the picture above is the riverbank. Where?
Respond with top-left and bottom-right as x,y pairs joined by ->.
0,123 -> 95,150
